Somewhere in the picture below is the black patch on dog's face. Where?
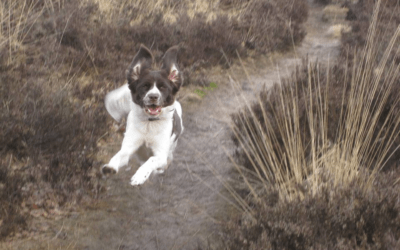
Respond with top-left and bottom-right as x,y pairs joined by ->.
129,70 -> 176,108
126,45 -> 182,110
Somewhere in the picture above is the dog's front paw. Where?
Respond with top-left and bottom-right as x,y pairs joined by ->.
130,169 -> 152,186
101,164 -> 117,175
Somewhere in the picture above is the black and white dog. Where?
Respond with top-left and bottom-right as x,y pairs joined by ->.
102,45 -> 183,186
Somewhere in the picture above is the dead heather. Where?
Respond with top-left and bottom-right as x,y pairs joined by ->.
0,63 -> 108,239
341,0 -> 400,63
225,169 -> 400,249
228,0 -> 400,248
47,0 -> 309,85
0,0 -> 309,241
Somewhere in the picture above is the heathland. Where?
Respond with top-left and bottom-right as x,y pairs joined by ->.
1,0 -> 399,249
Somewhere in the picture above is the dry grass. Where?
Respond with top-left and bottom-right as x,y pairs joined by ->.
0,0 -> 309,241
1,0 -> 308,82
0,0 -> 108,240
231,0 -> 400,202
227,0 -> 400,248
0,1 -> 41,65
341,0 -> 400,63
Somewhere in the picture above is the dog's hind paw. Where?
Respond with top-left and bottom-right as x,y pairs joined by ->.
101,165 -> 117,175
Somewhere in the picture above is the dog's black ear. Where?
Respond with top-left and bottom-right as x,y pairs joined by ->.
126,45 -> 153,85
162,46 -> 183,94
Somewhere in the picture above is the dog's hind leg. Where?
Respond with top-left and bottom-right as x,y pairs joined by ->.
153,155 -> 172,174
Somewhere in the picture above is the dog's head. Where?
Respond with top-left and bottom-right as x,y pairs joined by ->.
126,45 -> 182,118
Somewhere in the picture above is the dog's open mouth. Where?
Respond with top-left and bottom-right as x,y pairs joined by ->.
145,105 -> 162,116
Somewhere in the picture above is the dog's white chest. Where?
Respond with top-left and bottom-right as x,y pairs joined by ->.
126,104 -> 175,146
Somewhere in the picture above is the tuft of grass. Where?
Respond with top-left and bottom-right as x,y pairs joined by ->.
0,0 -> 43,66
231,0 -> 400,201
227,0 -> 400,248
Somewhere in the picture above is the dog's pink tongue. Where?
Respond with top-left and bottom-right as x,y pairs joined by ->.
148,107 -> 161,115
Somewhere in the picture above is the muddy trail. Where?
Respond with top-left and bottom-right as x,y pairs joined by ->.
5,1 -> 348,249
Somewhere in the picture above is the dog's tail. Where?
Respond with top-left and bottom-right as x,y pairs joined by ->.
105,83 -> 132,122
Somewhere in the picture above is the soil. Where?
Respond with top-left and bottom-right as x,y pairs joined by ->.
1,1 -> 348,249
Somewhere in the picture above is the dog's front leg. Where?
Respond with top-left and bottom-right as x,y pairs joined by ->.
102,112 -> 143,175
130,153 -> 168,186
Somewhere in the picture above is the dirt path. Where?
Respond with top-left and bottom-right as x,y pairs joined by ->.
4,1 -> 347,249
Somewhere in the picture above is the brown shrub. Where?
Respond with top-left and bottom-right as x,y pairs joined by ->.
28,0 -> 308,85
225,170 -> 400,249
341,0 -> 400,63
0,61 -> 108,240
239,0 -> 308,52
0,168 -> 26,239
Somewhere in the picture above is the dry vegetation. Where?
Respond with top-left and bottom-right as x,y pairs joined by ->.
228,0 -> 400,249
0,0 -> 308,241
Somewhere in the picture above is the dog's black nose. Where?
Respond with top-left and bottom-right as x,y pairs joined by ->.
148,94 -> 159,101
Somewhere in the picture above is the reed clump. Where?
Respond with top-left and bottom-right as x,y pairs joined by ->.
228,0 -> 400,248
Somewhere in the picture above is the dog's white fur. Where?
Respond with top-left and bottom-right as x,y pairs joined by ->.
103,83 -> 183,185
102,45 -> 183,186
